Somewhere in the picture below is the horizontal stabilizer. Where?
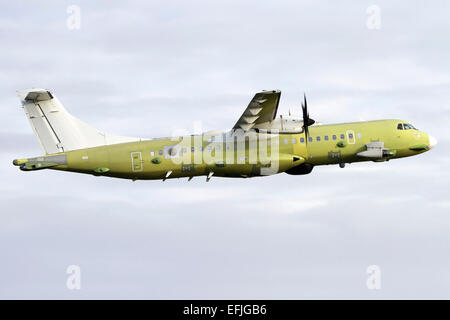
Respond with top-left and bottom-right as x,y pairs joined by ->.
13,154 -> 67,171
24,90 -> 53,102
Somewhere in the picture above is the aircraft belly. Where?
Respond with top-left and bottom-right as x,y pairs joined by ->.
210,163 -> 254,178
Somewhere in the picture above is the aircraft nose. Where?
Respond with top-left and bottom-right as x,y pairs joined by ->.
428,135 -> 437,149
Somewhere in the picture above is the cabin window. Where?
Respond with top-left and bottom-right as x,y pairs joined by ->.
216,145 -> 221,151
308,137 -> 313,142
348,133 -> 354,139
200,146 -> 203,152
357,132 -> 362,138
340,134 -> 345,140
292,138 -> 297,144
284,139 -> 288,145
150,151 -> 155,156
300,137 -> 305,143
397,123 -> 403,130
191,147 -> 195,152
207,146 -> 212,151
158,150 -> 163,156
332,135 -> 337,140
316,136 -> 321,142
324,135 -> 329,141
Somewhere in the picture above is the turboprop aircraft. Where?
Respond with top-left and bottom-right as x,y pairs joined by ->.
13,89 -> 436,181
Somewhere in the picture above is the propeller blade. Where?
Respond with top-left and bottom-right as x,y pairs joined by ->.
304,94 -> 307,116
302,93 -> 310,143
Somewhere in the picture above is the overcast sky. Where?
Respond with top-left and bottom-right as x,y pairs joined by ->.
1,0 -> 449,299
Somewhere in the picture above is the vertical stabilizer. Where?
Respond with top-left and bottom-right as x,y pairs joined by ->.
17,89 -> 140,154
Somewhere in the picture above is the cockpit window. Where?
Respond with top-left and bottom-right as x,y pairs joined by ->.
397,123 -> 403,130
403,123 -> 417,130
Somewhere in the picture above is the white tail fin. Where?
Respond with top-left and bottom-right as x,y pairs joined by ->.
17,88 -> 140,154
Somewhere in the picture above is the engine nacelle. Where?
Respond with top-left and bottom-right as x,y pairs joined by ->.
254,115 -> 304,133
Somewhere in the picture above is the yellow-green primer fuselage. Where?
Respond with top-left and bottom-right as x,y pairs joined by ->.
15,119 -> 435,181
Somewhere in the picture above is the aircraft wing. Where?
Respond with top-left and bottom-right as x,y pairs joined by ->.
232,90 -> 281,131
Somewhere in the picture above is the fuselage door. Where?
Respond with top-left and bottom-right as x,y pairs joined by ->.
131,151 -> 143,172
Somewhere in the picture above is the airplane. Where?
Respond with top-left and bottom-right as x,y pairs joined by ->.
13,89 -> 437,181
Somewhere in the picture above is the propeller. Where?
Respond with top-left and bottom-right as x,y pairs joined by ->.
301,93 -> 315,143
